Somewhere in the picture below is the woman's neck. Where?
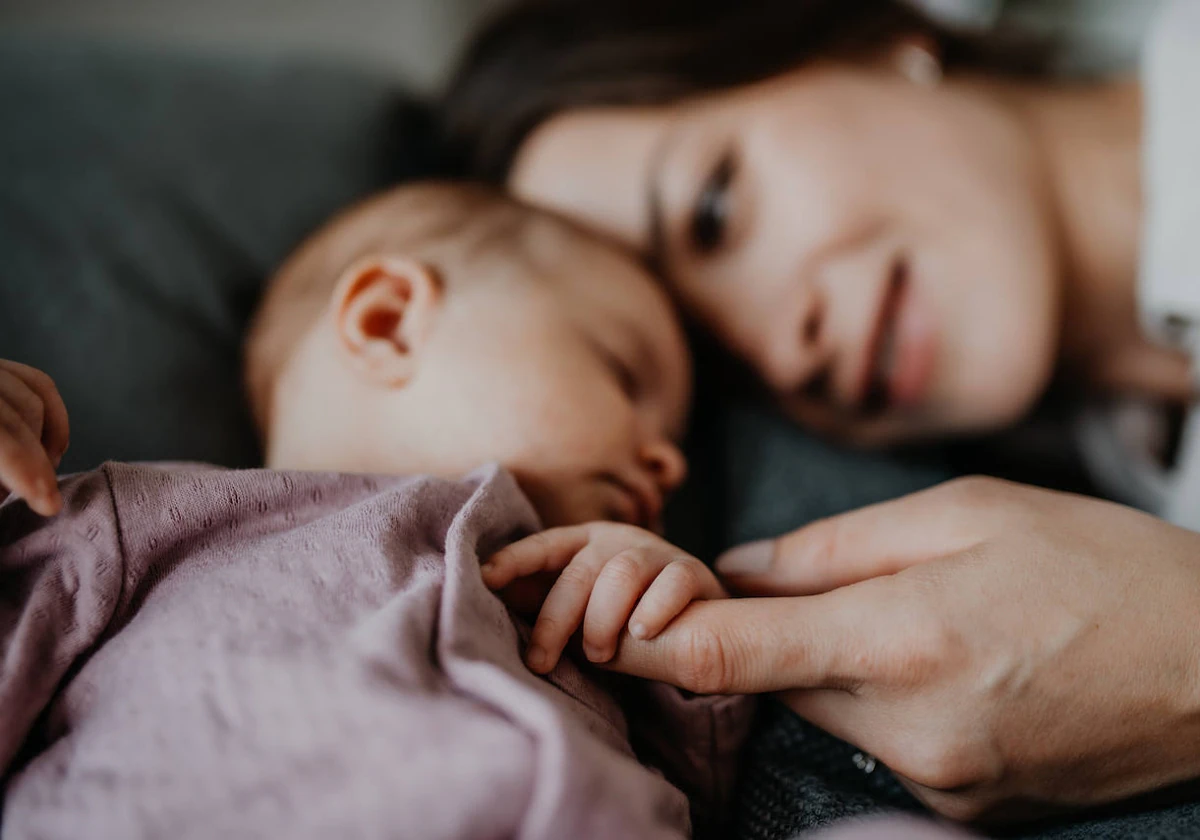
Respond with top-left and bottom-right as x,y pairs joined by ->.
990,77 -> 1192,403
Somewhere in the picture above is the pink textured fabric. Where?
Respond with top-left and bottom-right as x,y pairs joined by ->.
0,463 -> 751,840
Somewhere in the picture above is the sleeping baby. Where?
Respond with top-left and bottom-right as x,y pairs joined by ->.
0,183 -> 750,840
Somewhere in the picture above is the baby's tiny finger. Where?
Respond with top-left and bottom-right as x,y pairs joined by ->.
526,542 -> 611,672
0,400 -> 62,516
0,362 -> 69,465
628,559 -> 720,640
582,548 -> 665,663
483,525 -> 591,589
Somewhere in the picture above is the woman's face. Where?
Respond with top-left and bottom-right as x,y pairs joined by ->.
510,62 -> 1063,444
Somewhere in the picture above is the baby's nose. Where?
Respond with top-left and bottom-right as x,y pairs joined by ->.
640,439 -> 688,494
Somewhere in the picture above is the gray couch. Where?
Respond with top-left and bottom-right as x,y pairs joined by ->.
2,35 -> 1195,840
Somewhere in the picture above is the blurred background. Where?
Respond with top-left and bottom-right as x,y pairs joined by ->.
0,0 -> 497,91
0,0 -> 1163,91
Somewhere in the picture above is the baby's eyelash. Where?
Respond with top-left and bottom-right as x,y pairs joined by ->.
613,358 -> 639,399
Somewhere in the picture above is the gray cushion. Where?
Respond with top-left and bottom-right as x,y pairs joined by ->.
0,36 -> 435,471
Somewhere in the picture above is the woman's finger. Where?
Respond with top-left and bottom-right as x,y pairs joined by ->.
604,583 -> 893,694
0,361 -> 69,466
0,398 -> 62,516
715,477 -> 1002,595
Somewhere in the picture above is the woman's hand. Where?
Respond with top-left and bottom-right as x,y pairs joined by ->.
599,477 -> 1200,822
0,360 -> 68,516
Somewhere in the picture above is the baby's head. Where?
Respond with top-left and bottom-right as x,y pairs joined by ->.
245,183 -> 690,529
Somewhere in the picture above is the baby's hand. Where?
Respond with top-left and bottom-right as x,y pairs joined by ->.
0,360 -> 69,516
482,523 -> 726,674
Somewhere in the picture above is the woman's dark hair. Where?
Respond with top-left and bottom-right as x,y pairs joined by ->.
441,0 -> 1045,182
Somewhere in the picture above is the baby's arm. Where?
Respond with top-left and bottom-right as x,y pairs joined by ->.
0,360 -> 69,516
482,523 -> 727,674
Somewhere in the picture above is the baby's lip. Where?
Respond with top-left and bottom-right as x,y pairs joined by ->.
604,473 -> 663,532
621,473 -> 664,532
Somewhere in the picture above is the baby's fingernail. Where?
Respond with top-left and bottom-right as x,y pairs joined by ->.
34,480 -> 62,516
526,645 -> 547,671
629,622 -> 649,640
716,539 -> 773,576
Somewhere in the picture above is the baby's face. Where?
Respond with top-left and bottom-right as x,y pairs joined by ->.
300,217 -> 693,530
418,229 -> 691,529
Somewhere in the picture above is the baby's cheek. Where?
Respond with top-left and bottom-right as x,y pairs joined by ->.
518,386 -> 632,466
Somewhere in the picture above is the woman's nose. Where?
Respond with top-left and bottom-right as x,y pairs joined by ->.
762,284 -> 829,395
640,439 -> 688,493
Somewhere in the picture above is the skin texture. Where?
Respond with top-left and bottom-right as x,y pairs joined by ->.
510,55 -> 1191,443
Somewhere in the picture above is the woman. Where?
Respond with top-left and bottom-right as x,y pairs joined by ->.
442,0 -> 1200,827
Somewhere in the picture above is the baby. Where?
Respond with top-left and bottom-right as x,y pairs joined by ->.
0,183 -> 747,840
246,180 -> 727,675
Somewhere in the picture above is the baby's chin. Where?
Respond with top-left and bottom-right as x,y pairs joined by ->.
530,496 -> 611,530
510,475 -> 622,530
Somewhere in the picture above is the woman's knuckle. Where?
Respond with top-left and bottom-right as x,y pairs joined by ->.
674,626 -> 731,694
905,737 -> 979,792
924,789 -> 989,823
887,619 -> 961,685
805,519 -> 842,575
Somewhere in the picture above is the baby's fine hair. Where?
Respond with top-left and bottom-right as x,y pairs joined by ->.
244,182 -> 539,431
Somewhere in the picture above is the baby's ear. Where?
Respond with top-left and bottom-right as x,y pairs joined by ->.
332,255 -> 442,387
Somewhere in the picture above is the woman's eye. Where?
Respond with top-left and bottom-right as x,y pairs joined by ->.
689,151 -> 736,255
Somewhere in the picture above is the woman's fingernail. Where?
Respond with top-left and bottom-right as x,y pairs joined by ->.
526,645 -> 547,671
716,540 -> 773,575
629,622 -> 648,640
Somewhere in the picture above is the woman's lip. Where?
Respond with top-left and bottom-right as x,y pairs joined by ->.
854,258 -> 936,414
855,259 -> 907,412
886,272 -> 937,409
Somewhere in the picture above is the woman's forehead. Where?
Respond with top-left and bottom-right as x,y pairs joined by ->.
510,106 -> 675,253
